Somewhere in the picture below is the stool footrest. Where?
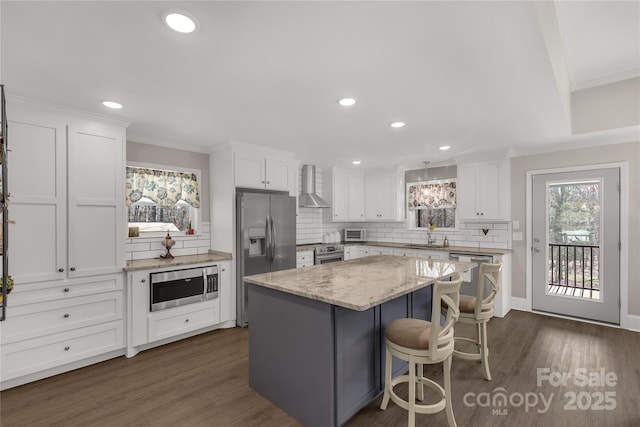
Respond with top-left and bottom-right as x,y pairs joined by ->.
453,337 -> 484,361
386,374 -> 447,415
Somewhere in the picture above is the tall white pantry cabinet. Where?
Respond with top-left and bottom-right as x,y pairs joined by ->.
0,100 -> 128,389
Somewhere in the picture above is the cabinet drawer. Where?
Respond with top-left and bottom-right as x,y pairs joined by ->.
8,275 -> 123,307
148,301 -> 219,343
296,251 -> 314,268
1,321 -> 124,381
415,250 -> 445,260
393,249 -> 417,257
2,292 -> 123,344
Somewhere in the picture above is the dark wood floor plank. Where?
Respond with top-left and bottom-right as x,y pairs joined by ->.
2,311 -> 639,426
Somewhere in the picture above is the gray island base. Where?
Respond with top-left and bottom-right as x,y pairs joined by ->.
244,255 -> 475,427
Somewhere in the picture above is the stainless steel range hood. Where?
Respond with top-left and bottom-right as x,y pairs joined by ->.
299,164 -> 331,208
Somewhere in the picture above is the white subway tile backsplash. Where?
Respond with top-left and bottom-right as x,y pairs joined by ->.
125,221 -> 212,261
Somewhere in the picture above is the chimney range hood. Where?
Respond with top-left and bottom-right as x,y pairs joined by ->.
299,164 -> 331,208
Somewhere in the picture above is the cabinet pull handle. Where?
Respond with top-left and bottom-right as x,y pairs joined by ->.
64,346 -> 70,351
58,268 -> 64,272
64,313 -> 70,318
141,279 -> 146,283
70,267 -> 76,271
64,288 -> 70,293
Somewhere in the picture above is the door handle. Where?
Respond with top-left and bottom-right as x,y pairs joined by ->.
270,215 -> 276,263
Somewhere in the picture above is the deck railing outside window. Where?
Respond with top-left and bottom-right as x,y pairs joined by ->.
548,243 -> 600,299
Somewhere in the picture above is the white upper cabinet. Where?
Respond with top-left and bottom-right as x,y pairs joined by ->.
365,171 -> 397,221
457,159 -> 508,221
347,174 -> 365,221
67,123 -> 125,278
8,106 -> 126,283
234,152 -> 291,192
323,167 -> 365,222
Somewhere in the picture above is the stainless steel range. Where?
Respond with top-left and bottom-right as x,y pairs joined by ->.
314,245 -> 345,265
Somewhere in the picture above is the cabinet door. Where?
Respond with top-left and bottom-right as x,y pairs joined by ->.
129,271 -> 150,347
8,111 -> 67,283
67,123 -> 124,278
376,173 -> 396,220
219,262 -> 233,323
332,169 -> 348,221
456,163 -> 478,220
477,160 -> 504,220
364,175 -> 378,220
234,152 -> 266,189
365,174 -> 397,221
265,158 -> 289,191
347,175 -> 365,221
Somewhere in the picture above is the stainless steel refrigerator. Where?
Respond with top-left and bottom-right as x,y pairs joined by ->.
236,190 -> 297,327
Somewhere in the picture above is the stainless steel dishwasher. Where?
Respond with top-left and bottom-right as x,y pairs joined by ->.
449,252 -> 494,297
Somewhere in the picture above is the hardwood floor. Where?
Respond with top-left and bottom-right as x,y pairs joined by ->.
2,310 -> 639,427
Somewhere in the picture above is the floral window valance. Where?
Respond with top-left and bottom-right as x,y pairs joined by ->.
125,166 -> 201,208
407,181 -> 456,211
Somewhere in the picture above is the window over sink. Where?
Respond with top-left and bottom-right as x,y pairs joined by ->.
406,179 -> 457,230
126,162 -> 201,235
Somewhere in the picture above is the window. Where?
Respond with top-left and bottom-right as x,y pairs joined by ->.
406,179 -> 457,230
125,163 -> 201,234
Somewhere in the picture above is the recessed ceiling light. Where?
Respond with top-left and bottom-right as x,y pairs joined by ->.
390,121 -> 405,128
164,12 -> 197,33
102,100 -> 123,109
352,160 -> 361,165
338,98 -> 357,106
439,145 -> 451,151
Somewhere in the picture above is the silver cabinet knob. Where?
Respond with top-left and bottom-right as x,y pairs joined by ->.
64,313 -> 70,318
185,318 -> 190,323
64,346 -> 70,351
533,247 -> 541,252
64,288 -> 70,293
70,267 -> 76,271
58,268 -> 64,272
141,279 -> 146,283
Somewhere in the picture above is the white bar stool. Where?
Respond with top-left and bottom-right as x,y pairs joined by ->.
452,261 -> 502,380
380,272 -> 463,427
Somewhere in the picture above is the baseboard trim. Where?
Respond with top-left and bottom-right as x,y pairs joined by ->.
510,297 -> 529,312
627,314 -> 640,332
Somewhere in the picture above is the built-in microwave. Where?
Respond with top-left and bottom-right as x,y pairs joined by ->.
150,265 -> 219,312
344,228 -> 366,242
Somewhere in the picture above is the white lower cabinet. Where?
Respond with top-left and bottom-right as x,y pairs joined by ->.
415,250 -> 446,260
128,260 -> 231,355
148,302 -> 219,343
2,321 -> 123,381
0,274 -> 125,385
370,247 -> 394,256
296,250 -> 314,268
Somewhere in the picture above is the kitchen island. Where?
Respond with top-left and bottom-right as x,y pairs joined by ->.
243,255 -> 475,427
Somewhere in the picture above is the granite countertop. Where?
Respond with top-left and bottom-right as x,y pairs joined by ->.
243,255 -> 475,311
124,250 -> 232,272
297,241 -> 510,255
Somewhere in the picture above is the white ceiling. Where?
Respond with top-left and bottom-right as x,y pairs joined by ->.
1,1 -> 638,169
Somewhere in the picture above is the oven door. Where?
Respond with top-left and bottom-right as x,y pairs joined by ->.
314,252 -> 345,265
